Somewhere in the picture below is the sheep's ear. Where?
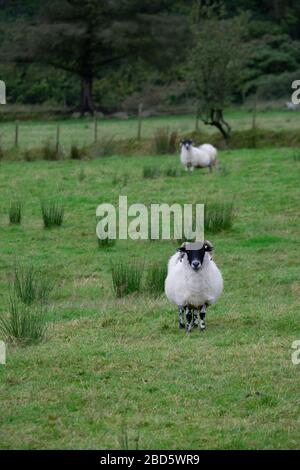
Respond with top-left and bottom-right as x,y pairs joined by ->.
203,240 -> 214,252
176,243 -> 186,253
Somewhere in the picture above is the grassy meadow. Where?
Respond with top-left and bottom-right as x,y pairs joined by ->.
0,121 -> 299,449
1,108 -> 300,151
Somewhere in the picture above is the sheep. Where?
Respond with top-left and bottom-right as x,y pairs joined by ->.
165,240 -> 223,334
199,143 -> 218,167
180,139 -> 217,172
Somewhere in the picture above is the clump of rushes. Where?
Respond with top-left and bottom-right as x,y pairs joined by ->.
293,151 -> 300,161
9,200 -> 22,224
205,200 -> 235,233
41,200 -> 64,228
0,138 -> 5,160
95,137 -> 117,157
97,237 -> 116,248
78,167 -> 86,182
0,295 -> 47,345
145,262 -> 167,296
70,144 -> 87,160
111,260 -> 144,297
153,128 -> 178,155
13,264 -> 54,305
143,166 -> 160,179
163,167 -> 182,177
42,140 -> 60,161
112,173 -> 129,186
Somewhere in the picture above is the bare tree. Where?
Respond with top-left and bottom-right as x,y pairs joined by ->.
189,2 -> 249,139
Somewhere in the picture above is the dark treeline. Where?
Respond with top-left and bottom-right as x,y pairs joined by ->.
0,0 -> 299,115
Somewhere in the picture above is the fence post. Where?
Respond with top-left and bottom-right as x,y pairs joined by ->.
195,107 -> 200,131
252,94 -> 257,148
252,95 -> 257,130
15,120 -> 19,147
56,123 -> 60,154
137,103 -> 143,140
94,114 -> 98,143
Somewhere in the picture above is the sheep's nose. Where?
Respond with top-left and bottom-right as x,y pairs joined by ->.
191,260 -> 200,270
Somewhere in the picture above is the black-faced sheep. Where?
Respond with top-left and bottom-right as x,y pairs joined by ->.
180,139 -> 217,172
165,241 -> 223,334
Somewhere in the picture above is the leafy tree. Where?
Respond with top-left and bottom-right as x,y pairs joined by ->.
188,2 -> 250,138
0,0 -> 189,115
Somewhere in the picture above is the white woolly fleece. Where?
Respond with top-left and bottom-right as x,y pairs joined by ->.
165,250 -> 223,308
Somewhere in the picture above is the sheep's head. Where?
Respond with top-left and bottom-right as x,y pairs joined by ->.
177,240 -> 213,271
180,139 -> 193,150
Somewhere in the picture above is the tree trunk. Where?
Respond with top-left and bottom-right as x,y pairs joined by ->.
80,77 -> 94,116
195,105 -> 200,131
202,109 -> 231,140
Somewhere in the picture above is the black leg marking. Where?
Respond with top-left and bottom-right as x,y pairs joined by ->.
178,306 -> 185,330
192,309 -> 199,328
186,306 -> 193,335
199,304 -> 207,331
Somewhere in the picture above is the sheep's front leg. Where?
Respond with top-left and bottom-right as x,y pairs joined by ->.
178,306 -> 185,330
199,304 -> 207,331
185,306 -> 193,335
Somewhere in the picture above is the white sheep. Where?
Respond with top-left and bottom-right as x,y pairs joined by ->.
165,240 -> 223,334
180,139 -> 217,172
199,143 -> 218,167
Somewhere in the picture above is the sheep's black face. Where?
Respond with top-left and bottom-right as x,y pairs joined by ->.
180,139 -> 193,150
177,241 -> 213,271
186,249 -> 205,271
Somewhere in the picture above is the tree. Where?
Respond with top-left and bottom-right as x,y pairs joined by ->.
188,2 -> 249,139
0,0 -> 189,115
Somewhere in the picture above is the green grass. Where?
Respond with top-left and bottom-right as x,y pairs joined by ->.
1,108 -> 300,151
0,146 -> 299,449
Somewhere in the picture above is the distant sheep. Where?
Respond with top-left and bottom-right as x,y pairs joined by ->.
180,139 -> 217,172
165,241 -> 223,334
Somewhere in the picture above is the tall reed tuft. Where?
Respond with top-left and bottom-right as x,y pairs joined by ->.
153,128 -> 178,155
42,140 -> 60,161
97,237 -> 116,248
13,264 -> 54,305
143,166 -> 160,179
145,262 -> 167,295
111,260 -> 144,297
41,200 -> 64,228
205,200 -> 235,233
0,296 -> 47,345
9,200 -> 22,224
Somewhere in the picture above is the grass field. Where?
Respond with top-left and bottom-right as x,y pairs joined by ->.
0,143 -> 299,449
1,108 -> 300,151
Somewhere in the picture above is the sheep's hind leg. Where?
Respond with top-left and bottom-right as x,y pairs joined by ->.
192,309 -> 199,328
178,306 -> 185,330
185,306 -> 193,336
199,304 -> 207,331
